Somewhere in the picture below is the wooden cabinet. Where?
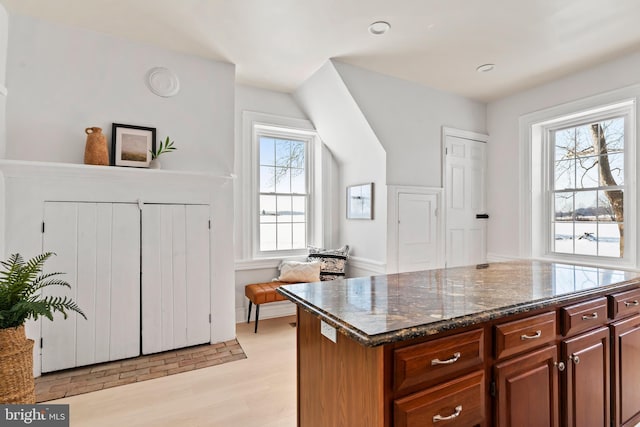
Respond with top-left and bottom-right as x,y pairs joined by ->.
611,314 -> 640,427
394,370 -> 484,427
41,201 -> 211,372
393,328 -> 483,393
494,311 -> 556,359
494,345 -> 560,427
561,326 -> 610,427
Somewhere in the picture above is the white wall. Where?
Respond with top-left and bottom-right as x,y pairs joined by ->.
295,60 -> 387,266
1,14 -> 237,352
486,50 -> 640,259
5,15 -> 235,174
333,61 -> 486,187
0,3 -> 8,159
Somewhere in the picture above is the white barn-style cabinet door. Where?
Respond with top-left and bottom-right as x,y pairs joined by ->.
41,202 -> 141,373
141,204 -> 211,355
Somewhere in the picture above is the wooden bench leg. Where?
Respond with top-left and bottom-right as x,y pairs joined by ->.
247,301 -> 253,324
254,304 -> 260,333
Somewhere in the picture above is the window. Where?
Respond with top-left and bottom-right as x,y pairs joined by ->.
258,134 -> 309,252
551,117 -> 625,258
540,100 -> 635,263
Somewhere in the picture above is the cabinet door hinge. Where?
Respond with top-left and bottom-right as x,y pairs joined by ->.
208,219 -> 211,230
40,338 -> 43,349
209,313 -> 212,323
41,222 -> 45,233
490,380 -> 496,398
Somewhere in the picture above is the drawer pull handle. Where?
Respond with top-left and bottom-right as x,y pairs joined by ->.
521,330 -> 542,340
581,312 -> 598,320
433,405 -> 462,422
431,352 -> 461,366
624,300 -> 640,307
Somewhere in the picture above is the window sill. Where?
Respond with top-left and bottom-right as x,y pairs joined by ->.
234,255 -> 308,271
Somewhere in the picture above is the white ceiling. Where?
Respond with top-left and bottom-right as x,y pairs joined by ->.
3,0 -> 640,102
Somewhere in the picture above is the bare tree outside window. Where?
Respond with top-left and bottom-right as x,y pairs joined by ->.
552,117 -> 625,257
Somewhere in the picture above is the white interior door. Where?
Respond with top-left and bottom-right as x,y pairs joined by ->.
41,202 -> 140,373
445,134 -> 488,268
398,192 -> 439,272
141,204 -> 211,355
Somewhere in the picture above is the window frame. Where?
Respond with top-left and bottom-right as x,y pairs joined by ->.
253,125 -> 315,257
539,101 -> 636,266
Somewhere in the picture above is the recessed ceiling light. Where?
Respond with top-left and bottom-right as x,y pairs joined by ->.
476,63 -> 495,73
369,21 -> 390,35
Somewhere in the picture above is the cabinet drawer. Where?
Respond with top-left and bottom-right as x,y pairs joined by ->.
561,297 -> 608,336
394,329 -> 484,392
394,370 -> 485,427
609,288 -> 640,320
495,311 -> 556,359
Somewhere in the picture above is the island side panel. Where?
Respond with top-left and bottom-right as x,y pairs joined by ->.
297,308 -> 385,427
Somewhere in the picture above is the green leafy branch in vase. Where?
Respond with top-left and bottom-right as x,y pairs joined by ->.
151,136 -> 177,160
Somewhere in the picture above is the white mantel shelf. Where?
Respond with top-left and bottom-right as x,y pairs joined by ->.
0,159 -> 235,180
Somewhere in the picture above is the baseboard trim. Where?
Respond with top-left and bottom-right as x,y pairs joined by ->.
235,300 -> 296,323
348,256 -> 387,276
486,253 -> 522,263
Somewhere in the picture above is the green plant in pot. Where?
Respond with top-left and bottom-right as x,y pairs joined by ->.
149,136 -> 176,169
0,252 -> 86,404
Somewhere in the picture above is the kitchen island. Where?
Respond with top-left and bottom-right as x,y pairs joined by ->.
277,260 -> 640,427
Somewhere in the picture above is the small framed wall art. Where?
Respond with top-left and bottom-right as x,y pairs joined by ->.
111,123 -> 156,168
346,182 -> 374,220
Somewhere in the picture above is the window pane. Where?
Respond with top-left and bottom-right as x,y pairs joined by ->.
575,156 -> 598,189
260,196 -> 277,223
275,139 -> 291,167
574,124 -> 593,156
554,193 -> 573,221
602,118 -> 624,152
574,191 -> 597,222
274,167 -> 291,193
598,190 -> 622,222
277,195 -> 292,223
292,223 -> 306,249
604,153 -> 624,185
277,224 -> 292,250
260,166 -> 276,193
292,196 -> 306,223
260,224 -> 277,251
554,129 -> 575,162
554,159 -> 575,190
259,137 -> 275,166
598,223 -> 622,257
574,223 -> 597,256
291,168 -> 305,193
290,141 -> 305,168
553,222 -> 574,254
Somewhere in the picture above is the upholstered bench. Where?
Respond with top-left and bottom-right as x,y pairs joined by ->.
244,281 -> 289,333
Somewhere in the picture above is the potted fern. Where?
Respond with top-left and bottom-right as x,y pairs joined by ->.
0,252 -> 86,404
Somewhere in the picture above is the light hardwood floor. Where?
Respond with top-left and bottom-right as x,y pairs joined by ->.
52,315 -> 297,427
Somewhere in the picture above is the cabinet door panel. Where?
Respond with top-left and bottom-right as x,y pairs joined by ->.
42,202 -> 140,372
611,314 -> 640,427
562,326 -> 609,427
494,345 -> 559,427
109,204 -> 141,361
142,204 -> 210,354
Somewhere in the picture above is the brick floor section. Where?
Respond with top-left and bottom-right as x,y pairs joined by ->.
35,339 -> 246,402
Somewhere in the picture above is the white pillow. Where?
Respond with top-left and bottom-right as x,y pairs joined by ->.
278,260 -> 321,283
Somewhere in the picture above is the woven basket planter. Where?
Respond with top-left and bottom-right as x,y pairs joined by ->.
0,325 -> 36,404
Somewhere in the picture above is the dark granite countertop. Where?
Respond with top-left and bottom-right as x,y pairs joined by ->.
277,260 -> 640,347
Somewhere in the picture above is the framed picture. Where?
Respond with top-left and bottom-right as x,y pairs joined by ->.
346,183 -> 374,219
111,123 -> 156,168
